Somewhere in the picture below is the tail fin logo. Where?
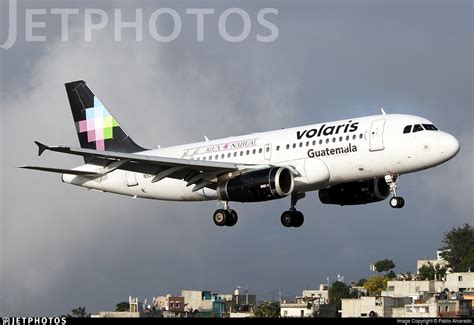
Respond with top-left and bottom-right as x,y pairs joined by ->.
76,97 -> 119,151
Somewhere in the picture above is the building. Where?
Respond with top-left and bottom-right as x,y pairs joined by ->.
181,290 -> 225,317
342,271 -> 474,317
444,272 -> 474,292
416,250 -> 450,275
341,296 -> 412,318
280,303 -> 313,318
299,284 -> 329,305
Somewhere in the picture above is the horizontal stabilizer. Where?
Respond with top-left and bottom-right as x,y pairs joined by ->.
19,166 -> 101,177
35,141 -> 49,156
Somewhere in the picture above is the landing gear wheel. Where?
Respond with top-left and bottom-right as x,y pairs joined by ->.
281,211 -> 304,227
213,209 -> 228,226
389,196 -> 405,209
281,211 -> 293,227
292,211 -> 304,227
226,209 -> 238,227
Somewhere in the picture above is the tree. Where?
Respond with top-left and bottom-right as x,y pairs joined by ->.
356,279 -> 367,287
418,262 -> 448,281
374,259 -> 396,273
328,281 -> 355,310
387,270 -> 397,279
440,224 -> 474,272
398,272 -> 417,281
363,276 -> 389,296
253,302 -> 280,318
66,306 -> 90,318
115,302 -> 130,312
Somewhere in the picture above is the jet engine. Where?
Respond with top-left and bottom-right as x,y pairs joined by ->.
318,178 -> 390,206
217,167 -> 294,202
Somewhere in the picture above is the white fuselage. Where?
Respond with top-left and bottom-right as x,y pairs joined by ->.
62,114 -> 459,201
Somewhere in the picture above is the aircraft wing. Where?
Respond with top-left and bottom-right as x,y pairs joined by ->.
24,141 -> 267,191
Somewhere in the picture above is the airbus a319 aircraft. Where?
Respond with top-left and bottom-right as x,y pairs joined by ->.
21,81 -> 460,228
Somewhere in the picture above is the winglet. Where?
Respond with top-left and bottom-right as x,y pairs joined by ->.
34,141 -> 49,156
380,107 -> 387,115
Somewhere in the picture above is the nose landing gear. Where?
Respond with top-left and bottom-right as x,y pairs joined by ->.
385,174 -> 405,209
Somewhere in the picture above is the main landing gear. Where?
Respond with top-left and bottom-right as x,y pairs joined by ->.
385,174 -> 405,209
280,193 -> 305,228
213,202 -> 238,227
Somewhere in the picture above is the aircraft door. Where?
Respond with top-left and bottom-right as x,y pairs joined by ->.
264,143 -> 272,161
369,119 -> 386,151
126,171 -> 139,187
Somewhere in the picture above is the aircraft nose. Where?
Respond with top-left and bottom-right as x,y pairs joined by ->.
440,133 -> 460,161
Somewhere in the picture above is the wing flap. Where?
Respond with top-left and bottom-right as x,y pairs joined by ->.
19,165 -> 101,177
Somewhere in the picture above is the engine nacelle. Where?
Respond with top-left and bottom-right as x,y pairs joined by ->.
318,178 -> 390,206
217,167 -> 294,202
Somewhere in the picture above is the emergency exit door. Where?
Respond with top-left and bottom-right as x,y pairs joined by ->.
369,119 -> 386,151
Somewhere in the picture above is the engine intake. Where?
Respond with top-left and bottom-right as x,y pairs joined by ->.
319,178 -> 390,206
218,167 -> 294,202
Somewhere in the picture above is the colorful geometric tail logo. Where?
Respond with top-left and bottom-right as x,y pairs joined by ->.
65,80 -> 146,154
76,97 -> 120,151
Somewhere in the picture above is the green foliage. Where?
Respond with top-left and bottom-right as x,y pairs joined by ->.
363,276 -> 390,296
374,259 -> 396,273
417,262 -> 448,281
328,281 -> 356,310
67,306 -> 90,318
459,249 -> 474,272
115,302 -> 130,312
387,270 -> 397,279
440,224 -> 474,272
253,302 -> 280,318
399,272 -> 417,281
356,278 -> 367,287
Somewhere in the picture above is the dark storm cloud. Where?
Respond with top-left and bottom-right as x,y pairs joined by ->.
1,0 -> 472,316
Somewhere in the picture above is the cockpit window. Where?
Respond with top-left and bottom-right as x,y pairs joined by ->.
403,125 -> 412,134
423,124 -> 438,131
413,124 -> 424,133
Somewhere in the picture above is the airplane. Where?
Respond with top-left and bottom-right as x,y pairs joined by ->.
20,80 -> 460,228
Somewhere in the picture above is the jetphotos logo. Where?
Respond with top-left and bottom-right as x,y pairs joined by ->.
1,0 -> 279,50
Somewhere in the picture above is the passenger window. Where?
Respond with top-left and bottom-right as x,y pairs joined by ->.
227,153 -> 231,158
276,145 -> 280,151
221,154 -> 225,159
209,156 -> 212,161
266,147 -> 270,152
352,134 -> 356,140
359,133 -> 363,139
299,143 -> 303,148
346,135 -> 349,141
423,124 -> 438,131
413,124 -> 424,132
286,144 -> 290,150
292,143 -> 296,149
319,139 -> 323,145
306,141 -> 309,147
403,125 -> 412,134
252,149 -> 256,154
339,136 -> 343,142
312,140 -> 316,145
332,137 -> 336,143
259,148 -> 263,154
326,138 -> 329,144
203,157 -> 206,161
233,152 -> 237,157
240,151 -> 243,156
246,150 -> 249,155
215,155 -> 218,160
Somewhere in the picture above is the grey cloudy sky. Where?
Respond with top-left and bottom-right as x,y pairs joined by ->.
1,0 -> 472,316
